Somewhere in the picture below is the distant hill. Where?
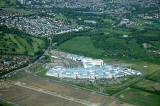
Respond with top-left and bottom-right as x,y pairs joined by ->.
0,0 -> 17,6
0,26 -> 48,56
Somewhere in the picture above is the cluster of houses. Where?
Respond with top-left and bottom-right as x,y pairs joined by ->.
0,15 -> 84,37
0,55 -> 30,72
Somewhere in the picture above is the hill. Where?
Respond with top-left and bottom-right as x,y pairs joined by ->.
0,26 -> 48,56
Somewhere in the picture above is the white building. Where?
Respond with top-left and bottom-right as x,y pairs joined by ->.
18,0 -> 25,4
82,59 -> 104,68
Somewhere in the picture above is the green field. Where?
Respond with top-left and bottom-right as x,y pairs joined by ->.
151,41 -> 160,49
127,24 -> 153,30
0,0 -> 17,6
146,70 -> 160,82
103,19 -> 115,24
58,36 -> 104,57
104,56 -> 160,75
8,70 -> 27,80
3,8 -> 34,15
0,34 -> 46,56
0,0 -> 5,6
115,88 -> 160,106
0,102 -> 12,106
131,18 -> 151,24
102,28 -> 131,35
133,79 -> 160,92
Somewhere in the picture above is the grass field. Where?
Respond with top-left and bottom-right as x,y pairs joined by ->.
58,36 -> 104,57
102,28 -> 131,35
0,102 -> 12,106
103,19 -> 115,24
3,8 -> 34,15
8,70 -> 27,80
0,34 -> 46,56
0,0 -> 16,6
151,41 -> 160,49
146,70 -> 160,82
115,88 -> 160,106
133,79 -> 160,92
0,0 -> 5,6
104,58 -> 160,105
127,24 -> 153,30
131,18 -> 150,24
104,58 -> 160,75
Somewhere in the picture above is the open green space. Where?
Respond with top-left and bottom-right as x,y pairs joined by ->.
8,70 -> 27,80
127,24 -> 154,30
37,69 -> 60,81
104,58 -> 160,76
58,36 -> 104,57
130,18 -> 151,24
102,19 -> 115,24
130,61 -> 160,75
0,102 -> 13,106
0,0 -> 17,6
115,88 -> 160,106
134,29 -> 160,37
54,14 -> 67,21
0,26 -> 48,75
146,70 -> 160,83
151,41 -> 160,49
3,8 -> 34,15
133,79 -> 160,93
0,0 -> 5,6
102,28 -> 131,35
0,26 -> 47,56
0,34 -> 46,56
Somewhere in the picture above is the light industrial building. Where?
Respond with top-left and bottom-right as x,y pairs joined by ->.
83,59 -> 104,68
47,52 -> 142,79
18,0 -> 25,4
46,65 -> 141,79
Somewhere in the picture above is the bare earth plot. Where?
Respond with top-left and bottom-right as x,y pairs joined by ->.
0,82 -> 83,106
0,75 -> 132,106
